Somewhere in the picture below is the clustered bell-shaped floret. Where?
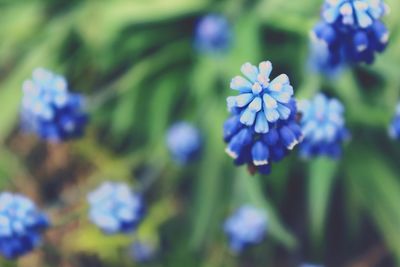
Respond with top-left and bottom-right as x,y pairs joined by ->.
0,192 -> 49,259
21,68 -> 88,141
87,182 -> 145,234
298,93 -> 349,158
223,205 -> 267,253
312,0 -> 389,66
195,14 -> 232,54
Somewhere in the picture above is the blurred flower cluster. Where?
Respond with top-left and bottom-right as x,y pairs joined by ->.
21,68 -> 88,142
0,193 -> 48,259
311,0 -> 389,71
298,94 -> 349,158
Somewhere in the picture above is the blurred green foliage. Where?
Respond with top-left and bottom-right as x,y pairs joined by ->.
1,0 -> 400,266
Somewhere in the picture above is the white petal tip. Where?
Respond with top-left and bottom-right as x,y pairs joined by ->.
287,140 -> 298,150
225,148 -> 238,159
253,160 -> 269,166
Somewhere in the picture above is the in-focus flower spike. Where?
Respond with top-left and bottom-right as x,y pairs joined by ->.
195,14 -> 232,54
166,122 -> 202,164
87,182 -> 145,234
224,61 -> 302,175
0,192 -> 49,259
298,93 -> 349,159
312,0 -> 390,66
227,61 -> 294,134
224,205 -> 267,253
388,102 -> 400,139
21,68 -> 88,142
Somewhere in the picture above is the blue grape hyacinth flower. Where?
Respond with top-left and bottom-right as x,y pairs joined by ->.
195,14 -> 232,54
224,205 -> 267,253
166,122 -> 202,164
298,93 -> 349,158
312,0 -> 390,66
388,102 -> 400,139
21,68 -> 88,142
87,182 -> 145,234
0,192 -> 49,259
224,61 -> 303,175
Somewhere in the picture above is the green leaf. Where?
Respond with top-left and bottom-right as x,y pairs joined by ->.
189,101 -> 228,250
308,157 -> 338,246
345,144 -> 400,264
234,168 -> 297,250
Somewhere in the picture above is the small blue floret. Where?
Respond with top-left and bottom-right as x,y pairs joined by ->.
195,14 -> 232,54
166,122 -> 202,164
224,205 -> 267,253
87,182 -> 145,234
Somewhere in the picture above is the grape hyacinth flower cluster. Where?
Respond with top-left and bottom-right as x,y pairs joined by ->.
87,182 -> 145,234
195,14 -> 232,54
224,205 -> 267,253
298,94 -> 349,158
0,192 -> 49,259
224,61 -> 303,174
312,0 -> 390,67
166,122 -> 202,164
21,68 -> 88,142
388,102 -> 400,139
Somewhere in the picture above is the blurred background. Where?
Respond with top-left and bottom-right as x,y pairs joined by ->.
1,0 -> 400,266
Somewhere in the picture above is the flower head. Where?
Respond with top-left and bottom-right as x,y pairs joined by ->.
195,14 -> 232,54
87,182 -> 145,234
298,94 -> 349,158
388,102 -> 400,139
166,122 -> 202,164
0,192 -> 49,259
224,61 -> 302,175
224,205 -> 267,253
227,61 -> 294,134
21,68 -> 88,142
312,0 -> 389,66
